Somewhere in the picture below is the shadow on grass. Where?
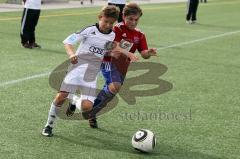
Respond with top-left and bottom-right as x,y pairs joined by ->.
54,128 -> 223,159
38,48 -> 65,55
55,128 -> 159,157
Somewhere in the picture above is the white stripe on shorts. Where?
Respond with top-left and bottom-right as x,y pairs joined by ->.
21,8 -> 28,35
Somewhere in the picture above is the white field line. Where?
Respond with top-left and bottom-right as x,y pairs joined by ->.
158,30 -> 240,50
0,30 -> 239,87
0,72 -> 51,87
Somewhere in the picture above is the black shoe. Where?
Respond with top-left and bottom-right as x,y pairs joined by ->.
22,43 -> 32,49
89,118 -> 98,128
42,125 -> 53,137
66,103 -> 76,116
31,43 -> 41,48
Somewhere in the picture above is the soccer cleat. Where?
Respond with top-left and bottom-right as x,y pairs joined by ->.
22,43 -> 33,49
31,43 -> 41,48
42,125 -> 53,137
66,103 -> 76,116
89,118 -> 98,128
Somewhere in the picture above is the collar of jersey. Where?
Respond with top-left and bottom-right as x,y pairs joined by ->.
95,23 -> 112,35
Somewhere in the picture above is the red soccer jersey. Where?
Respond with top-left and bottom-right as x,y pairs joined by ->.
104,22 -> 148,76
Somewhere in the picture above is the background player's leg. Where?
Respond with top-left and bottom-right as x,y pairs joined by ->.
20,8 -> 32,48
29,9 -> 41,48
20,8 -> 27,45
186,0 -> 192,22
192,0 -> 199,22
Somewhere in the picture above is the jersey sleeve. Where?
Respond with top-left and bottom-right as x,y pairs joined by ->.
138,33 -> 148,52
113,25 -> 122,42
63,28 -> 89,45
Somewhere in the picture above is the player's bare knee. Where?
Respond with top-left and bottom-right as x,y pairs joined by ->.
81,100 -> 93,112
108,82 -> 121,94
54,92 -> 69,106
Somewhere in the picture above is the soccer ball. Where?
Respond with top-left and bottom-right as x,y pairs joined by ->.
131,129 -> 156,153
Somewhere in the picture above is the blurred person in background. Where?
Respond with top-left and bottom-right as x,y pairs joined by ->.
20,0 -> 41,49
186,0 -> 199,24
108,0 -> 126,22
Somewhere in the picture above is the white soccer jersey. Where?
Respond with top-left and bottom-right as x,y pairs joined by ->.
63,24 -> 115,60
61,24 -> 116,102
24,0 -> 41,10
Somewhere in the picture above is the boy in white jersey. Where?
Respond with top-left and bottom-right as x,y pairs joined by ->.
42,5 -> 138,137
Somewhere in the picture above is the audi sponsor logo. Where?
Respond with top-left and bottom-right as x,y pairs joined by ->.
89,46 -> 105,55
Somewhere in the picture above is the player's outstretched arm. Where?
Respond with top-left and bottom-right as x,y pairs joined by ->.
64,44 -> 78,64
140,48 -> 157,59
110,42 -> 139,62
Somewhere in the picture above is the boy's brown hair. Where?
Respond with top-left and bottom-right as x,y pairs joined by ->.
123,3 -> 143,17
99,5 -> 120,20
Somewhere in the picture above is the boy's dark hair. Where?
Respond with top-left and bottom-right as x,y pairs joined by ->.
99,5 -> 120,20
123,3 -> 143,17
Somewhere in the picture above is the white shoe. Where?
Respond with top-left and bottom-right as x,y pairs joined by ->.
191,20 -> 197,24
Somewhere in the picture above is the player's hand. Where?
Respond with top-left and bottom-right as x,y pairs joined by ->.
69,54 -> 78,64
109,50 -> 122,59
128,53 -> 139,62
147,48 -> 157,56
